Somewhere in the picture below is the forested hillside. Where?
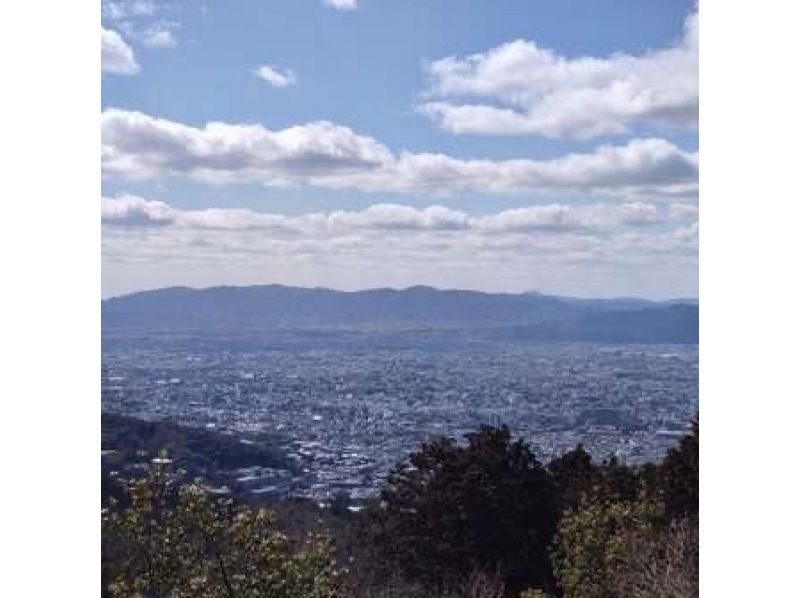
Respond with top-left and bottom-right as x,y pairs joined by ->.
102,419 -> 698,597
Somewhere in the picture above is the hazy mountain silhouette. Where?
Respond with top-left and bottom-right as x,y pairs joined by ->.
102,285 -> 698,343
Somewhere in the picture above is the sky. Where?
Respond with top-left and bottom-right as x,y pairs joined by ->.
101,0 -> 698,299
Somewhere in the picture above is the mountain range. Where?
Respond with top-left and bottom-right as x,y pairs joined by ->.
102,285 -> 698,344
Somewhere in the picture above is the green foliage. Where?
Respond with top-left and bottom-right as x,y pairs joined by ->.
102,412 -> 292,474
596,456 -> 642,503
547,444 -> 599,511
549,419 -> 699,598
101,420 -> 699,597
659,418 -> 699,519
549,499 -> 663,598
102,465 -> 340,597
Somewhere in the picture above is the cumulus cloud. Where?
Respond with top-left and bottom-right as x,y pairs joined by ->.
102,197 -> 471,232
101,109 -> 393,183
419,9 -> 698,138
101,109 -> 698,196
102,27 -> 139,74
101,195 -> 176,226
323,0 -> 357,10
254,65 -> 298,88
323,138 -> 698,197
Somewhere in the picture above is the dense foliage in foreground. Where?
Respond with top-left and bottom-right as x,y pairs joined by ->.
102,421 -> 698,597
102,465 -> 339,597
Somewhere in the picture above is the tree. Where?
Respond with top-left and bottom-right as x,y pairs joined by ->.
547,444 -> 599,511
549,419 -> 700,598
659,418 -> 699,519
102,464 -> 340,597
550,498 -> 663,598
610,518 -> 698,598
596,456 -> 642,504
355,426 -> 559,595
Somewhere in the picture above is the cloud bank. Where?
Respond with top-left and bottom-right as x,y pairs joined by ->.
102,195 -> 697,242
101,109 -> 698,196
102,196 -> 698,298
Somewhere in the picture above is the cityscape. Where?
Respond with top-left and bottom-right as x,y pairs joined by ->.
93,0 -> 706,594
102,339 -> 697,503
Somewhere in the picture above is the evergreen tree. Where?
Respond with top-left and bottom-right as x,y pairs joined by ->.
659,418 -> 699,519
356,426 -> 559,594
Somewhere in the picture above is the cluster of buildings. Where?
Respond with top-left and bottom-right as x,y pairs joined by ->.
102,342 -> 698,502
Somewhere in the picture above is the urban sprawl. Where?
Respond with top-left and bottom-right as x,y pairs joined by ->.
102,342 -> 698,504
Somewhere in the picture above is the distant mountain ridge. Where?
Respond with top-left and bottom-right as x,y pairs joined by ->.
102,284 -> 698,343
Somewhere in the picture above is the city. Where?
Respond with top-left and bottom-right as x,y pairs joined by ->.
102,339 -> 698,503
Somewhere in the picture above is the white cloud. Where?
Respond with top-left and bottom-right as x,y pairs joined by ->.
473,202 -> 661,234
102,197 -> 470,232
101,109 -> 393,183
101,109 -> 698,196
102,196 -> 682,236
670,202 -> 700,220
419,9 -> 698,138
326,204 -> 469,232
101,195 -> 176,226
323,138 -> 698,197
254,65 -> 298,88
323,0 -> 357,10
103,1 -> 180,49
142,28 -> 177,48
101,27 -> 139,74
103,0 -> 158,21
673,221 -> 699,243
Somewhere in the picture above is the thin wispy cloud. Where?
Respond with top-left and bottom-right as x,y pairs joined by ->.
142,28 -> 178,48
102,0 -> 181,50
102,0 -> 158,21
254,65 -> 298,88
323,0 -> 358,10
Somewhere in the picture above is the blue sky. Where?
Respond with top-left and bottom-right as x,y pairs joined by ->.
101,0 -> 698,298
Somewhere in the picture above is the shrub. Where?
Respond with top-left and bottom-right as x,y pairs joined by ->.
102,464 -> 340,597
